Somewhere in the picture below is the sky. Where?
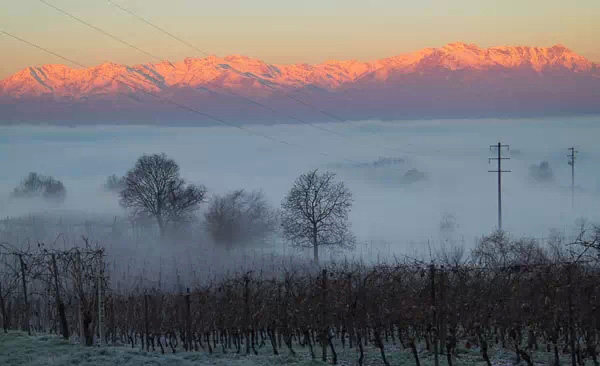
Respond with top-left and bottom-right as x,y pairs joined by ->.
1,0 -> 599,80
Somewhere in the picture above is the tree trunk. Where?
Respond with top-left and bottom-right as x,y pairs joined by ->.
157,216 -> 166,238
82,310 -> 94,346
374,330 -> 390,366
284,332 -> 296,356
446,340 -> 454,366
357,331 -> 365,366
479,334 -> 491,366
518,349 -> 534,366
312,226 -> 319,263
304,329 -> 315,360
409,338 -> 420,366
268,328 -> 279,355
328,334 -> 338,365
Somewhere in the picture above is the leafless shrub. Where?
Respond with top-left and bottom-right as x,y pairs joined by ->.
204,190 -> 278,249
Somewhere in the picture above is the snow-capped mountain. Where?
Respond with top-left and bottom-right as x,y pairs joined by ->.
1,42 -> 598,124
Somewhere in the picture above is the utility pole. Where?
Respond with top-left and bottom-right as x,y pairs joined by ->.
51,253 -> 69,339
144,290 -> 149,351
18,254 -> 30,335
489,142 -> 511,231
97,255 -> 104,346
430,264 -> 439,366
185,288 -> 191,352
568,147 -> 577,210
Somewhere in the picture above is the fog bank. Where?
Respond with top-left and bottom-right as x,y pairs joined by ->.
1,116 -> 598,266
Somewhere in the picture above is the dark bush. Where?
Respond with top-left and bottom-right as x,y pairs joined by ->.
12,172 -> 66,202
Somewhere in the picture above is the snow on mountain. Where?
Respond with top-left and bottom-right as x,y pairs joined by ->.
0,42 -> 598,123
3,42 -> 594,98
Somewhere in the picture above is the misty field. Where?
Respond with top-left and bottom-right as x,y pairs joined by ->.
1,116 -> 599,366
1,116 -> 599,247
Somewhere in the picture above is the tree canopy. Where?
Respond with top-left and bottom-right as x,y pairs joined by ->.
281,169 -> 355,262
119,153 -> 206,237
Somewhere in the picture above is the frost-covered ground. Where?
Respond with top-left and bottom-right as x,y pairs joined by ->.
0,332 -> 323,366
0,332 -> 577,366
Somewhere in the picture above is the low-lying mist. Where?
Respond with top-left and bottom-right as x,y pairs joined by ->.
1,116 -> 598,283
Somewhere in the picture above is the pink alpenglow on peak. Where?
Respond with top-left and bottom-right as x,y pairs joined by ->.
0,42 -> 598,124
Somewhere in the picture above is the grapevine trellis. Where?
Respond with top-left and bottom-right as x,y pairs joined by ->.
1,235 -> 599,366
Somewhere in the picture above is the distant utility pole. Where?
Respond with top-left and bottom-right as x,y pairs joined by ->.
489,142 -> 511,231
568,147 -> 577,209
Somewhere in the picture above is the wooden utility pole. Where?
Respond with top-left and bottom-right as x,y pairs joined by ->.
320,269 -> 330,363
489,142 -> 511,230
244,275 -> 250,355
18,254 -> 30,335
430,264 -> 439,366
97,257 -> 104,346
568,147 -> 577,210
144,291 -> 149,351
185,288 -> 191,352
51,253 -> 69,339
567,264 -> 576,366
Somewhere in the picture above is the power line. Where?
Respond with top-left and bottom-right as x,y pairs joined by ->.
35,0 -> 350,141
37,0 -> 164,63
102,0 -> 415,155
0,30 -> 87,69
105,0 -> 212,57
488,142 -> 510,231
105,0 -> 346,121
0,29 -> 359,164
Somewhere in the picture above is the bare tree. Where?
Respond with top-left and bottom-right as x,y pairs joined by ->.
472,230 -> 548,269
281,169 -> 355,263
204,190 -> 278,249
120,153 -> 206,237
573,225 -> 600,263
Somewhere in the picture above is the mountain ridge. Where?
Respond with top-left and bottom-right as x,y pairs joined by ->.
1,42 -> 599,124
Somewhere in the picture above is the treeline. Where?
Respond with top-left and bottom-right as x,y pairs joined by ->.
10,153 -> 355,262
111,154 -> 354,262
0,230 -> 599,366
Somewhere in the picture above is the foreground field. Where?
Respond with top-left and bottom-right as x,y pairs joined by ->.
0,332 -> 322,366
0,331 -> 579,366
